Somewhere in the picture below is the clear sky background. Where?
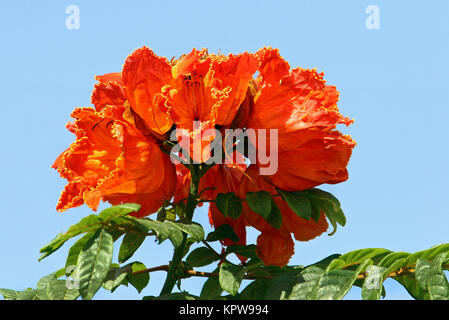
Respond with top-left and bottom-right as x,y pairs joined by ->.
1,0 -> 448,300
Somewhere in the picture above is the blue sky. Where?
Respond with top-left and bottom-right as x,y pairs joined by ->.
0,0 -> 448,300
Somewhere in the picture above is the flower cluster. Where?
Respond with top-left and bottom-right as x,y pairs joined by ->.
53,46 -> 355,266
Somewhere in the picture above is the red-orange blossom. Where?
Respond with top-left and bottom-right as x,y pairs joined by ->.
53,46 -> 355,267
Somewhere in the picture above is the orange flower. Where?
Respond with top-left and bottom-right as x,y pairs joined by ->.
54,89 -> 176,217
232,47 -> 355,266
122,48 -> 174,136
246,47 -> 356,191
168,49 -> 259,129
54,46 -> 355,266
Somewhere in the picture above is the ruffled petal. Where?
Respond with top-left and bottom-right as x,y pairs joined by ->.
247,48 -> 355,190
269,131 -> 355,191
167,50 -> 258,132
95,72 -> 123,85
53,106 -> 176,216
168,49 -> 215,126
122,46 -> 174,135
208,52 -> 259,126
91,74 -> 127,112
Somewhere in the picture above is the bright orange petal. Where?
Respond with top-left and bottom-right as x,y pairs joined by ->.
122,46 -> 173,135
95,72 -> 124,85
209,52 -> 259,126
91,75 -> 126,112
270,132 -> 355,191
168,50 -> 258,128
53,106 -> 176,216
256,230 -> 294,267
247,48 -> 355,191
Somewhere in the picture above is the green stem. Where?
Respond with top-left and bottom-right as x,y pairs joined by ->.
159,164 -> 202,295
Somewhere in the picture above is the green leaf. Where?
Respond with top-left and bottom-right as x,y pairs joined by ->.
313,259 -> 372,300
151,292 -> 198,300
265,200 -> 282,230
134,219 -> 183,248
415,253 -> 449,300
0,288 -> 18,300
39,215 -> 103,261
39,204 -> 140,261
182,237 -> 197,258
278,190 -> 312,220
339,248 -> 391,266
225,245 -> 259,260
98,203 -> 141,221
200,268 -> 223,300
102,264 -> 131,292
78,229 -> 114,300
362,258 -> 406,300
65,232 -> 96,269
17,289 -> 39,300
215,192 -> 242,219
308,195 -> 322,222
118,233 -> 146,263
167,220 -> 205,242
128,262 -> 150,293
36,272 -> 57,300
287,266 -> 325,300
265,271 -> 299,300
246,191 -> 272,219
405,243 -> 449,266
47,279 -> 80,300
240,280 -> 270,300
219,263 -> 245,296
206,224 -> 239,243
186,247 -> 219,267
305,188 -> 347,235
309,254 -> 342,269
378,252 -> 410,268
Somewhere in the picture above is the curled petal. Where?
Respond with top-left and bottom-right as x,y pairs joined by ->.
95,72 -> 124,85
168,49 -> 216,126
168,50 -> 259,129
53,108 -> 122,186
269,132 -> 355,191
247,48 -> 355,191
53,106 -> 176,216
91,78 -> 127,112
56,181 -> 88,212
209,52 -> 259,126
255,47 -> 290,86
122,46 -> 174,135
249,48 -> 353,152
